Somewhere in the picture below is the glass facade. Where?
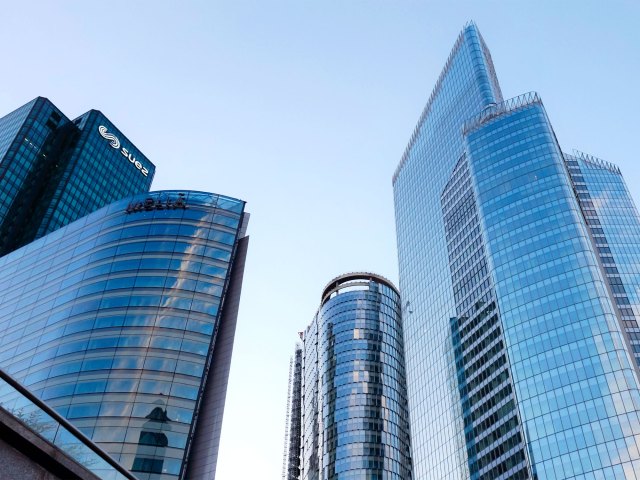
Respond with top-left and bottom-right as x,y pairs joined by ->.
0,368 -> 137,480
301,313 -> 320,480
300,273 -> 412,480
394,22 -> 640,479
0,97 -> 155,256
465,95 -> 640,478
565,151 -> 640,367
283,344 -> 303,480
0,190 -> 248,480
442,156 -> 529,479
392,23 -> 502,478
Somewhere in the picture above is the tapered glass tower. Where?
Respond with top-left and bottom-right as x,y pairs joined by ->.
393,23 -> 640,479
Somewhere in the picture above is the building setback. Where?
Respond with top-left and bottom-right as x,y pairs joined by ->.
393,22 -> 640,478
0,189 -> 249,480
0,97 -> 155,256
289,273 -> 412,480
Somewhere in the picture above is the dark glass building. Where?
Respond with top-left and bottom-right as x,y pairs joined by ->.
0,189 -> 249,480
293,273 -> 412,480
393,22 -> 640,479
283,343 -> 302,480
0,97 -> 155,256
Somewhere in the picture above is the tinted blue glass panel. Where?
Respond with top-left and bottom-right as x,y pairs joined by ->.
0,189 -> 246,480
392,23 -> 503,478
465,97 -> 640,478
0,99 -> 156,256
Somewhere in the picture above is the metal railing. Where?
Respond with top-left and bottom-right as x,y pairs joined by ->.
0,368 -> 138,480
572,149 -> 621,175
462,91 -> 543,136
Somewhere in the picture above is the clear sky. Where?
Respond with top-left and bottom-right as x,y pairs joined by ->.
1,1 -> 639,478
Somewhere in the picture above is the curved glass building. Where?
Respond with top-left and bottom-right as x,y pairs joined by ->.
0,189 -> 249,480
297,273 -> 412,480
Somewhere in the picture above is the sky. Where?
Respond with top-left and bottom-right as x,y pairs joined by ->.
1,1 -> 639,478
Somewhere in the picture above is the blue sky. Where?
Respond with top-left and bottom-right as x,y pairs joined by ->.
1,1 -> 639,478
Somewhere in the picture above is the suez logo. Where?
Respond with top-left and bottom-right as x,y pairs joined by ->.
98,126 -> 149,177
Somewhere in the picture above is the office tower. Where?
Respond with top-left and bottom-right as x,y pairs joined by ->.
563,151 -> 640,365
393,22 -> 640,479
0,97 -> 155,256
293,273 -> 412,480
0,190 -> 249,480
282,343 -> 302,480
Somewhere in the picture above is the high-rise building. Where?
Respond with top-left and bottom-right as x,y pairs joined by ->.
393,23 -> 640,479
282,343 -> 302,480
0,97 -> 155,256
0,189 -> 249,480
563,150 -> 640,366
288,273 -> 412,480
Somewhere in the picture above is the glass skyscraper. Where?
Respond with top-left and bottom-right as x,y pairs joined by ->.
0,97 -> 155,256
283,343 -> 303,480
0,189 -> 249,480
564,151 -> 640,366
393,23 -> 640,478
288,273 -> 412,480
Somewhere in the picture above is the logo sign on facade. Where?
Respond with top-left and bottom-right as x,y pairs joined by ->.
125,193 -> 188,214
98,126 -> 149,177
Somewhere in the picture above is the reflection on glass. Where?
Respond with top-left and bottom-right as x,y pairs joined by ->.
132,400 -> 172,477
0,189 -> 246,479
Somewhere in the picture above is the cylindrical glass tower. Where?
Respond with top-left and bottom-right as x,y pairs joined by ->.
303,272 -> 412,480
